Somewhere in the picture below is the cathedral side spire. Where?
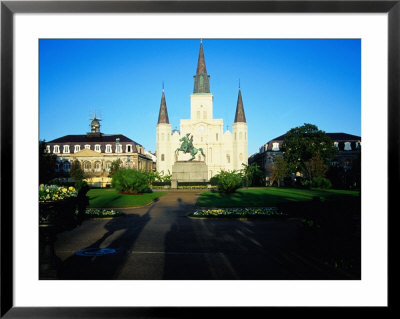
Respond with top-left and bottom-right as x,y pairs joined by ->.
234,88 -> 246,123
157,89 -> 170,124
193,40 -> 210,93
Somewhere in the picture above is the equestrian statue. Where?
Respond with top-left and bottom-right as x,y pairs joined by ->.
175,133 -> 205,161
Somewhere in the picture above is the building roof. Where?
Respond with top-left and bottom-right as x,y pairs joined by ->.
47,134 -> 139,145
157,89 -> 170,124
234,88 -> 247,123
267,132 -> 361,144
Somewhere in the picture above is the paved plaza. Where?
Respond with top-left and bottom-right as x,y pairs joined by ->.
55,191 -> 356,280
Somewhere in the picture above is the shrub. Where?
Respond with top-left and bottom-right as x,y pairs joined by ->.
312,176 -> 332,189
301,177 -> 332,189
209,175 -> 220,186
111,169 -> 150,193
217,171 -> 243,194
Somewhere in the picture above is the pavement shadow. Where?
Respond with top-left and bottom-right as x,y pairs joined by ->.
162,197 -> 360,280
58,209 -> 152,280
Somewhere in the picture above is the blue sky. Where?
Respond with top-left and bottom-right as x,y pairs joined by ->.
39,39 -> 361,155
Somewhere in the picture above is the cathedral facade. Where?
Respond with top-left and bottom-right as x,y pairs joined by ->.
156,41 -> 248,179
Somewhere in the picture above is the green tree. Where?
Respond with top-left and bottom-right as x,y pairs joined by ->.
241,163 -> 264,187
303,153 -> 329,181
108,159 -> 122,177
39,140 -> 57,184
69,160 -> 85,182
282,123 -> 337,180
270,155 -> 288,187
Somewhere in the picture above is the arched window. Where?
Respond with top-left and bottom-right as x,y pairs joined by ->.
84,161 -> 91,171
63,161 -> 71,172
94,161 -> 101,172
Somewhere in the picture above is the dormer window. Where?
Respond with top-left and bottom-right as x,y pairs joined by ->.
126,144 -> 132,153
85,145 -> 90,150
63,145 -> 70,153
116,144 -> 122,153
272,143 -> 280,151
94,144 -> 101,152
46,145 -> 50,153
74,145 -> 81,153
105,144 -> 112,153
53,145 -> 60,153
344,142 -> 351,151
334,142 -> 339,148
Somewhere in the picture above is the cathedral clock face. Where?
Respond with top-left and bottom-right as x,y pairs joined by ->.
198,125 -> 205,133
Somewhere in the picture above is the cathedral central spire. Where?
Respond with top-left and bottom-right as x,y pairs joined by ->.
193,40 -> 210,93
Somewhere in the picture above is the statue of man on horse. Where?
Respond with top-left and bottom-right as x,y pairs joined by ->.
175,133 -> 205,161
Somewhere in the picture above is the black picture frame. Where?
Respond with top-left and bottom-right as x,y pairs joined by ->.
1,1 -> 395,317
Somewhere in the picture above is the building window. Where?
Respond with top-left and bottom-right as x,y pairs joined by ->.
46,145 -> 50,153
95,144 -> 101,152
105,144 -> 112,153
74,145 -> 80,153
344,142 -> 351,151
53,145 -> 60,153
63,145 -> 70,153
105,161 -> 112,171
94,161 -> 101,172
63,161 -> 71,172
216,133 -> 218,141
272,143 -> 280,151
334,142 -> 339,148
161,154 -> 165,161
226,154 -> 230,164
126,144 -> 132,153
84,161 -> 91,171
116,144 -> 122,153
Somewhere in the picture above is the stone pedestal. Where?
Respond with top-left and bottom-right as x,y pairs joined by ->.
171,161 -> 208,188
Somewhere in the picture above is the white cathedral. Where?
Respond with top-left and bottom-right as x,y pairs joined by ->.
156,41 -> 248,179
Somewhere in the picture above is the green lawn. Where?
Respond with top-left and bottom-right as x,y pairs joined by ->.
87,188 -> 167,208
196,187 -> 360,208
